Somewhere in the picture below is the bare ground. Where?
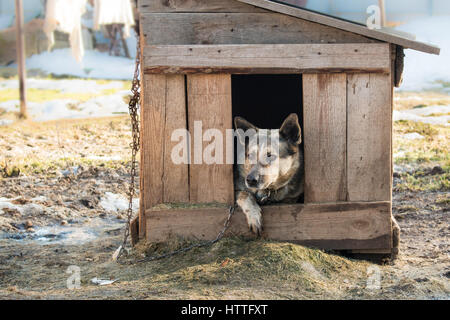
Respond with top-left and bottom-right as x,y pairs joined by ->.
0,104 -> 449,300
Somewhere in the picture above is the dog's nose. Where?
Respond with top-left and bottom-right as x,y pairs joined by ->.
246,175 -> 258,187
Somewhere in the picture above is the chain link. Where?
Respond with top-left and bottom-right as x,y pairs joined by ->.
113,32 -> 141,263
114,32 -> 235,264
134,205 -> 235,264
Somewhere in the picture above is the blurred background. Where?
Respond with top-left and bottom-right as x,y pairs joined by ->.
0,0 -> 137,80
0,1 -> 448,91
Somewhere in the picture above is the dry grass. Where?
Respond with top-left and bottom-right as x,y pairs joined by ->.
0,88 -> 117,104
393,120 -> 449,166
0,116 -> 132,176
131,237 -> 369,298
393,93 -> 449,192
0,79 -> 130,104
394,169 -> 450,192
0,235 -> 375,299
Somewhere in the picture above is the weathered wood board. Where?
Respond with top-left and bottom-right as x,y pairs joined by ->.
143,43 -> 391,74
140,74 -> 189,237
138,0 -> 268,13
303,74 -> 347,203
237,0 -> 440,55
187,74 -> 234,204
145,202 -> 392,250
347,73 -> 392,202
140,13 -> 377,46
162,75 -> 190,203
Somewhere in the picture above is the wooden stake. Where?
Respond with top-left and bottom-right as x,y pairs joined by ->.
15,0 -> 27,119
379,0 -> 386,27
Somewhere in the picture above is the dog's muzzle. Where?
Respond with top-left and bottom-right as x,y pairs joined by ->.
246,175 -> 259,188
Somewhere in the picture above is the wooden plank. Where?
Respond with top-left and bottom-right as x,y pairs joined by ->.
140,13 -> 378,46
140,74 -> 189,218
187,74 -> 234,204
140,75 -> 163,237
303,74 -> 347,203
163,75 -> 190,203
145,202 -> 392,250
347,73 -> 392,202
143,43 -> 391,74
236,0 -> 440,55
138,0 -> 267,13
350,249 -> 392,254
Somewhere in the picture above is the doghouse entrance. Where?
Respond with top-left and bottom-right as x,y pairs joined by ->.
232,74 -> 303,129
231,74 -> 304,203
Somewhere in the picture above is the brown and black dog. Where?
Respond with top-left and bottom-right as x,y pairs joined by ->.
234,113 -> 304,235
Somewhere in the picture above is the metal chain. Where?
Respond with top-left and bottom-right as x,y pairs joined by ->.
114,32 -> 236,264
134,205 -> 235,264
113,32 -> 141,263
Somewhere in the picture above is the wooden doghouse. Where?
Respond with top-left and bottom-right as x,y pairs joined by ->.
134,0 -> 439,254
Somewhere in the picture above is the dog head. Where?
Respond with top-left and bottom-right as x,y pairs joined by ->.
234,113 -> 302,191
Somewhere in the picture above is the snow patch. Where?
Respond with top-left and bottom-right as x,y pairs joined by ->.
31,196 -> 47,202
393,152 -> 406,160
405,105 -> 450,116
0,198 -> 19,212
0,119 -> 13,126
0,92 -> 129,121
91,277 -> 118,286
24,49 -> 135,80
99,192 -> 138,213
0,197 -> 44,216
393,110 -> 450,126
75,93 -> 129,118
402,133 -> 425,140
394,164 -> 414,174
0,100 -> 20,112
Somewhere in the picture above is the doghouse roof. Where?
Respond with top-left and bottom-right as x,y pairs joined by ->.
236,0 -> 440,55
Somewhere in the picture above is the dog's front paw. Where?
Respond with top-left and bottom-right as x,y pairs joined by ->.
255,190 -> 270,204
236,191 -> 263,236
246,207 -> 262,236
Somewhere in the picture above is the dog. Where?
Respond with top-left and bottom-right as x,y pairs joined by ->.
234,113 -> 304,235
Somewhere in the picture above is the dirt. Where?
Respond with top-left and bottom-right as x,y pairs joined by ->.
0,165 -> 448,299
0,114 -> 449,300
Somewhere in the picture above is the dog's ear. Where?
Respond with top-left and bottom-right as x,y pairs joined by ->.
234,116 -> 257,132
280,113 -> 301,145
234,116 -> 257,145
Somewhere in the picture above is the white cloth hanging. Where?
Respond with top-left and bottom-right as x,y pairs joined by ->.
93,0 -> 135,38
43,0 -> 87,62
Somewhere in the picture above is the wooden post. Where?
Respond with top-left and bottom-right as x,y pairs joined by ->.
379,0 -> 386,27
15,0 -> 27,119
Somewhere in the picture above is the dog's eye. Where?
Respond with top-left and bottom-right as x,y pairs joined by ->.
266,152 -> 277,162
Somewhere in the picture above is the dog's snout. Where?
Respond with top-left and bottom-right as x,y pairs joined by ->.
246,174 -> 258,187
